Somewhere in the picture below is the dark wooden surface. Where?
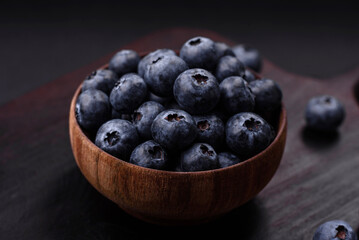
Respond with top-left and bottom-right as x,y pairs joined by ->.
1,28 -> 359,240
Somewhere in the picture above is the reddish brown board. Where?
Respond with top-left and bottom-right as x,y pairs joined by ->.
1,28 -> 359,239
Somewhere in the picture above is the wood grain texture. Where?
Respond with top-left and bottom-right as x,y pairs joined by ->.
69,80 -> 287,225
1,27 -> 359,239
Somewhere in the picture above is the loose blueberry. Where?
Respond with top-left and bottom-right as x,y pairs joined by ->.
218,152 -> 243,168
138,49 -> 176,78
108,49 -> 140,76
173,68 -> 220,114
214,42 -> 235,59
95,119 -> 139,161
219,76 -> 255,115
313,220 -> 357,240
305,95 -> 345,132
180,36 -> 218,70
151,109 -> 197,150
248,78 -> 283,114
82,69 -> 118,95
75,89 -> 111,133
129,140 -> 169,170
226,112 -> 275,158
109,73 -> 147,114
215,55 -> 245,82
193,114 -> 225,150
180,143 -> 219,172
133,101 -> 165,141
232,44 -> 262,73
144,54 -> 188,97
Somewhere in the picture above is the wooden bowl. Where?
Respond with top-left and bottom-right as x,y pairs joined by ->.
69,61 -> 287,226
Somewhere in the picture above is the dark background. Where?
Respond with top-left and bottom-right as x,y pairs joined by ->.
1,0 -> 359,106
1,1 -> 359,239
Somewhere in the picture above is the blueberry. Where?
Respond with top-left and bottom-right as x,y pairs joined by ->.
144,54 -> 188,97
173,68 -> 220,114
138,49 -> 176,78
180,36 -> 218,70
232,44 -> 262,73
226,112 -> 275,158
151,109 -> 197,150
108,49 -> 140,76
109,73 -> 147,114
248,78 -> 283,116
180,143 -> 219,172
129,140 -> 169,170
242,69 -> 256,83
313,220 -> 357,240
215,55 -> 245,82
133,101 -> 165,141
305,95 -> 345,132
95,119 -> 139,160
82,69 -> 118,95
218,152 -> 243,168
193,114 -> 225,150
219,76 -> 255,115
75,89 -> 111,133
214,42 -> 235,59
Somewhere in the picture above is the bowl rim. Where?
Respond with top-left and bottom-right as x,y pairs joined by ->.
70,51 -> 287,177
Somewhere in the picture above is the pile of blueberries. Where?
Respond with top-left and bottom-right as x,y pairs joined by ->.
75,36 -> 283,172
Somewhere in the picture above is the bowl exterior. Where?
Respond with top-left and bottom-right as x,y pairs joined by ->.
69,84 -> 287,225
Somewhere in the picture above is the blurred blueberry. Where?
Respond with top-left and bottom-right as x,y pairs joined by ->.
242,69 -> 257,83
109,49 -> 140,76
232,44 -> 262,73
215,55 -> 245,82
214,42 -> 235,59
305,95 -> 345,132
